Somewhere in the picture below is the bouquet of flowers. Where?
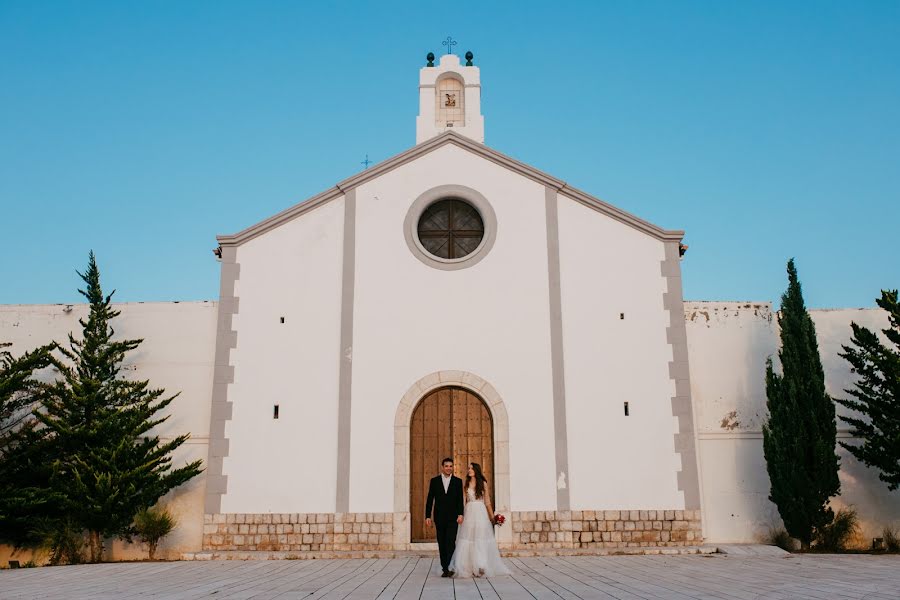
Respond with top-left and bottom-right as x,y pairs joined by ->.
493,514 -> 506,527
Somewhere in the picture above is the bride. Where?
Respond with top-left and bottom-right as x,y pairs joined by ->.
448,463 -> 510,578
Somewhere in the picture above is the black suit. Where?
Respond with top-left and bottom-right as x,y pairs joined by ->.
425,474 -> 464,571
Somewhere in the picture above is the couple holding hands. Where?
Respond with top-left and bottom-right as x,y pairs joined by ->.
424,457 -> 510,578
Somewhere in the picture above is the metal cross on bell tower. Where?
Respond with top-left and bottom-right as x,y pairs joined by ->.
442,35 -> 457,55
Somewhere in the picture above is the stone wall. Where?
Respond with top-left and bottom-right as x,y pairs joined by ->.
509,510 -> 703,549
203,510 -> 702,553
202,513 -> 395,552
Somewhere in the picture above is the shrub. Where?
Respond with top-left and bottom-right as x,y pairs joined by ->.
815,507 -> 859,551
37,519 -> 86,565
766,527 -> 795,552
133,506 -> 176,560
883,525 -> 900,552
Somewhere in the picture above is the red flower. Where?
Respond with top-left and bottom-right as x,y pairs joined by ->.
493,514 -> 506,527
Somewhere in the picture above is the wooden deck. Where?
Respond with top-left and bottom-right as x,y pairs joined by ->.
1,554 -> 898,599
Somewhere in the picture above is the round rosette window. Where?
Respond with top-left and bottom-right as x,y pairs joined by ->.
416,198 -> 485,260
404,185 -> 497,271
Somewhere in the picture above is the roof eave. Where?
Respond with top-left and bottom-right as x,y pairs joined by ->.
217,130 -> 684,247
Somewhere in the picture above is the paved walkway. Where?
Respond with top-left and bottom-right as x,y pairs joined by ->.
1,554 -> 898,599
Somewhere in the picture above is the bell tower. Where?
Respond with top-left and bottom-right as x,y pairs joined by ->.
416,50 -> 484,144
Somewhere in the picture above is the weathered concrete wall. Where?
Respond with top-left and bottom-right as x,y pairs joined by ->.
686,301 -> 900,544
0,302 -> 216,563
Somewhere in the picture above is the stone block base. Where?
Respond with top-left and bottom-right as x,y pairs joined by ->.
182,545 -> 717,561
202,512 -> 394,552
203,509 -> 702,552
509,509 -> 703,549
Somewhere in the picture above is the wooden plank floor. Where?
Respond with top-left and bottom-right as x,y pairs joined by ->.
1,554 -> 898,599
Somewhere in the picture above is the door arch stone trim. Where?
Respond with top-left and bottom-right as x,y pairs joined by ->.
393,371 -> 511,547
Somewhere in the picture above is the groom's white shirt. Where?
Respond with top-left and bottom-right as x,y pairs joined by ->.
442,473 -> 451,493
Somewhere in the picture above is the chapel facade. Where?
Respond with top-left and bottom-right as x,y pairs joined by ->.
202,52 -> 702,553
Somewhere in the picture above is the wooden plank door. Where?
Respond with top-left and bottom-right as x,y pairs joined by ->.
453,389 -> 494,516
410,386 -> 494,542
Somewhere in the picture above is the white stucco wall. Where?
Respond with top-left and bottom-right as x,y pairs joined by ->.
351,144 -> 556,513
215,144 -> 689,519
558,199 -> 683,510
687,302 -> 900,543
0,301 -> 216,561
222,196 -> 345,514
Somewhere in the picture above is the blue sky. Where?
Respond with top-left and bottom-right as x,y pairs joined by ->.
1,1 -> 898,308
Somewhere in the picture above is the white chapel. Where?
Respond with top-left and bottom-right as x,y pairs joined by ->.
2,51 -> 896,563
203,51 -> 702,552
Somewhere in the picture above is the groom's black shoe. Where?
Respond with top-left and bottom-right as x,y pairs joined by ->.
448,570 -> 455,577
441,570 -> 449,578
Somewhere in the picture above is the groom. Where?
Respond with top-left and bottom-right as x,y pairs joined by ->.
425,457 -> 464,577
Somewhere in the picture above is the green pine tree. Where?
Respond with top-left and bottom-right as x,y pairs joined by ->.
0,342 -> 57,548
36,252 -> 203,562
0,343 -> 53,423
762,259 -> 840,549
836,289 -> 900,491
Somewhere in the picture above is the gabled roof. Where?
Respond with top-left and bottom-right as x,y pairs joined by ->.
216,131 -> 684,247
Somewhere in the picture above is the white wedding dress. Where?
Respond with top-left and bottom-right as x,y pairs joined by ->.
448,488 -> 510,578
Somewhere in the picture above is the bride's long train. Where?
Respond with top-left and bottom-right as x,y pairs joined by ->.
448,499 -> 510,578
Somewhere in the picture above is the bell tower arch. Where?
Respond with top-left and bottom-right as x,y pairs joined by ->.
416,51 -> 484,144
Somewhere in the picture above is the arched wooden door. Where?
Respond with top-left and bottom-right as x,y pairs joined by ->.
410,386 -> 494,542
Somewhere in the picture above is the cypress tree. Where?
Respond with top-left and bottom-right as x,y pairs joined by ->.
36,252 -> 203,562
762,259 -> 840,549
836,289 -> 900,490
